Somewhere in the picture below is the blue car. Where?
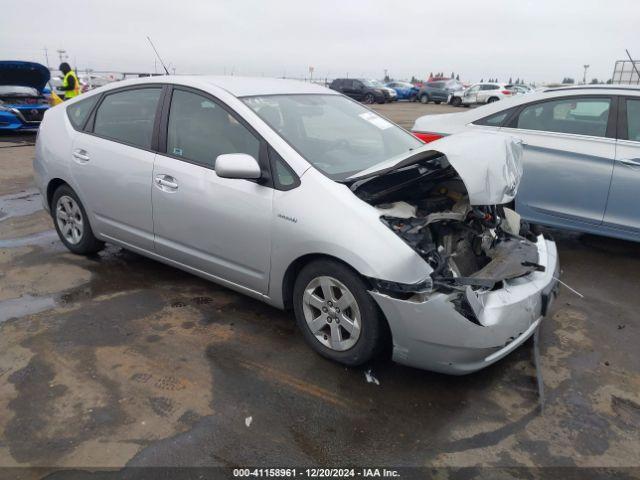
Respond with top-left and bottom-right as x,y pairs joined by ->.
0,61 -> 51,131
385,81 -> 419,101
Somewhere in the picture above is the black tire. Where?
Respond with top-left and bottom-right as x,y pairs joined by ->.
487,97 -> 499,103
293,259 -> 387,366
451,96 -> 462,107
434,100 -> 442,105
420,94 -> 429,104
51,184 -> 104,255
363,93 -> 375,104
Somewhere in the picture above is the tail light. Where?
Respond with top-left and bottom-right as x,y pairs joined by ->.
502,90 -> 512,95
412,132 -> 443,143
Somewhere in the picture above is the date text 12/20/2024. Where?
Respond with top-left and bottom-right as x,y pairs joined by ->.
233,468 -> 401,478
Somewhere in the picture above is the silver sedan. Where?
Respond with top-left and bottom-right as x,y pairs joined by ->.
34,76 -> 559,374
413,85 -> 640,242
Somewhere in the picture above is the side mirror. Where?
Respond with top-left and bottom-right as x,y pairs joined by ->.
215,153 -> 261,180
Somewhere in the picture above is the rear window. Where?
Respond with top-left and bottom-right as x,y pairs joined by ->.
428,82 -> 445,88
67,95 -> 99,130
473,108 -> 516,127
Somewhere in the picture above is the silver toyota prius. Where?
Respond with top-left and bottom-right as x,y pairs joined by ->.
34,76 -> 559,374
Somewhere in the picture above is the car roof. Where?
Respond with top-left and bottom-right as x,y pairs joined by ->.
543,84 -> 640,93
84,75 -> 337,98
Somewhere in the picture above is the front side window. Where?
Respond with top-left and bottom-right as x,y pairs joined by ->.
93,88 -> 161,148
67,94 -> 99,130
167,89 -> 260,168
242,94 -> 422,181
626,99 -> 640,141
516,97 -> 611,137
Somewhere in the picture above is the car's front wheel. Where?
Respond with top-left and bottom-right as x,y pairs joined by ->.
420,94 -> 429,104
451,96 -> 462,107
51,184 -> 104,255
293,260 -> 386,366
363,93 -> 375,104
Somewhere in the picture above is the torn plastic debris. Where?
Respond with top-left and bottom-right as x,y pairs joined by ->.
364,369 -> 380,385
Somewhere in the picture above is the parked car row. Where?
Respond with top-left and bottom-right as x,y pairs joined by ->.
329,78 -> 397,104
412,85 -> 640,242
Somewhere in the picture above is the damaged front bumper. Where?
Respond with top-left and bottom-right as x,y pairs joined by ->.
369,235 -> 559,375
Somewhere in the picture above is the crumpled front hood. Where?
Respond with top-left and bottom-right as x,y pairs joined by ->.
0,61 -> 51,92
347,131 -> 523,206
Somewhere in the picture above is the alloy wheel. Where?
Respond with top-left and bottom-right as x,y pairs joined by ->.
56,195 -> 84,245
302,275 -> 361,351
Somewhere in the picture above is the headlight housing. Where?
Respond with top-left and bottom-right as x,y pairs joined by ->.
369,277 -> 433,296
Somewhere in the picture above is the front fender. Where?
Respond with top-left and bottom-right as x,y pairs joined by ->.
267,169 -> 432,308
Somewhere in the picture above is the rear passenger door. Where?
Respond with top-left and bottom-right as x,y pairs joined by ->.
603,96 -> 640,233
151,87 -> 273,293
501,96 -> 616,228
70,86 -> 162,250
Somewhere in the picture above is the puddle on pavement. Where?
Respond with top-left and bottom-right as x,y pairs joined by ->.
0,188 -> 43,221
0,230 -> 58,248
0,294 -> 57,324
0,188 -> 43,220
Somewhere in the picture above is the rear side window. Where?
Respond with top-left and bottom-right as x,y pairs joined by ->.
515,97 -> 611,137
67,95 -> 99,130
474,108 -> 516,127
166,89 -> 260,168
93,88 -> 161,148
626,99 -> 640,141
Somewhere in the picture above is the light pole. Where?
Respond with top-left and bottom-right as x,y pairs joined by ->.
583,64 -> 590,84
57,49 -> 68,64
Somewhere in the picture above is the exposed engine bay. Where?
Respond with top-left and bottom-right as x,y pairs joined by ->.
350,154 -> 542,294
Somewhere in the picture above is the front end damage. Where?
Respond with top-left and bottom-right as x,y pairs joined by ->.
347,132 -> 560,374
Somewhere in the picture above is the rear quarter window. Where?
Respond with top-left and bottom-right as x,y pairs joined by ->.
66,95 -> 99,130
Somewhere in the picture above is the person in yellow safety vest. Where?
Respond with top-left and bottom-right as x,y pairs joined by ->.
59,62 -> 80,100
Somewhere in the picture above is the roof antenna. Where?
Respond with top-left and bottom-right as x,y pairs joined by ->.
147,36 -> 170,75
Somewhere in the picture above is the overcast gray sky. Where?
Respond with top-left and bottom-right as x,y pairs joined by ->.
2,0 -> 638,84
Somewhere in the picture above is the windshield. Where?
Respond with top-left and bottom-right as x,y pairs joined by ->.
359,79 -> 379,88
242,94 -> 422,181
0,86 -> 39,96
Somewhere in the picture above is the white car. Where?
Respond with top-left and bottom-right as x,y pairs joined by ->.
451,83 -> 514,107
412,85 -> 640,242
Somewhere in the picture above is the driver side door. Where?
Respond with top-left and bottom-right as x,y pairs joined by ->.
152,87 -> 274,294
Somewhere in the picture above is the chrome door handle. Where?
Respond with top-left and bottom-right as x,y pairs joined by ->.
618,157 -> 640,167
154,174 -> 178,190
72,149 -> 90,162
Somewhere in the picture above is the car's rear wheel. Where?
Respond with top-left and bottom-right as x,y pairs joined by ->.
487,97 -> 499,103
451,96 -> 462,107
420,94 -> 429,104
52,184 -> 104,255
409,93 -> 417,102
363,93 -> 375,104
293,260 -> 386,366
